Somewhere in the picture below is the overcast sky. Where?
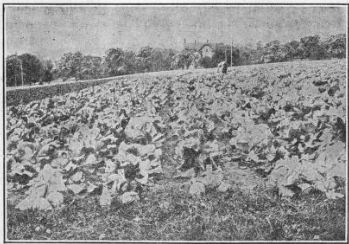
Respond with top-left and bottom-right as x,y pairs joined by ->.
5,6 -> 347,60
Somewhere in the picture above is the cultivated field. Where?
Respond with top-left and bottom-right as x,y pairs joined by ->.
6,59 -> 346,240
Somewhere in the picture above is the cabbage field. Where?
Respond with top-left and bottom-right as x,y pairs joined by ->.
6,59 -> 347,240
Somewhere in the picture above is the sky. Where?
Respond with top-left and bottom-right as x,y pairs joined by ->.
5,6 -> 347,60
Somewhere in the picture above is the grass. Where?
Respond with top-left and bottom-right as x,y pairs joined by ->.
7,181 -> 346,241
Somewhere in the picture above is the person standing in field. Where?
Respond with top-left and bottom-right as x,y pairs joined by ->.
217,61 -> 228,79
217,60 -> 236,92
217,61 -> 228,73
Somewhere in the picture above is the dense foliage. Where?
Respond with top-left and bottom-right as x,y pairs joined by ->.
6,54 -> 46,86
6,34 -> 346,86
6,59 -> 346,212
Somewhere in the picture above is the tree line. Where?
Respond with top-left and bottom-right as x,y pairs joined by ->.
198,33 -> 346,68
6,34 -> 346,87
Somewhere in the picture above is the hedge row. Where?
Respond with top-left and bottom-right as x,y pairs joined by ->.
6,77 -> 125,106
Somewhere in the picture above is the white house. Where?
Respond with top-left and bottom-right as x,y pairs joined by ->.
184,39 -> 224,58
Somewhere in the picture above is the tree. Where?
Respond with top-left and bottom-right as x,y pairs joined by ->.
282,40 -> 301,60
239,50 -> 252,65
299,35 -> 326,60
71,52 -> 84,80
123,50 -> 137,74
322,34 -> 346,59
138,46 -> 153,59
57,52 -> 84,80
254,41 -> 264,63
231,48 -> 240,66
150,48 -> 164,72
211,45 -> 239,67
6,55 -> 22,87
6,53 -> 45,86
103,48 -> 125,77
212,46 -> 226,66
57,52 -> 73,80
146,48 -> 177,72
136,46 -> 153,72
256,41 -> 263,51
80,56 -> 103,79
199,56 -> 214,68
171,49 -> 200,70
41,59 -> 54,83
162,49 -> 177,70
263,40 -> 285,63
19,53 -> 45,84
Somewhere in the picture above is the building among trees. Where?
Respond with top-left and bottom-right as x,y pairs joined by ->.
183,39 -> 225,58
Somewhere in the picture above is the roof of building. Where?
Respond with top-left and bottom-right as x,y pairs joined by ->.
184,41 -> 225,51
199,43 -> 214,51
184,42 -> 207,51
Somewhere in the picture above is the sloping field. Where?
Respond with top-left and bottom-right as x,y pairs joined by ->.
6,59 -> 346,241
6,69 -> 198,106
